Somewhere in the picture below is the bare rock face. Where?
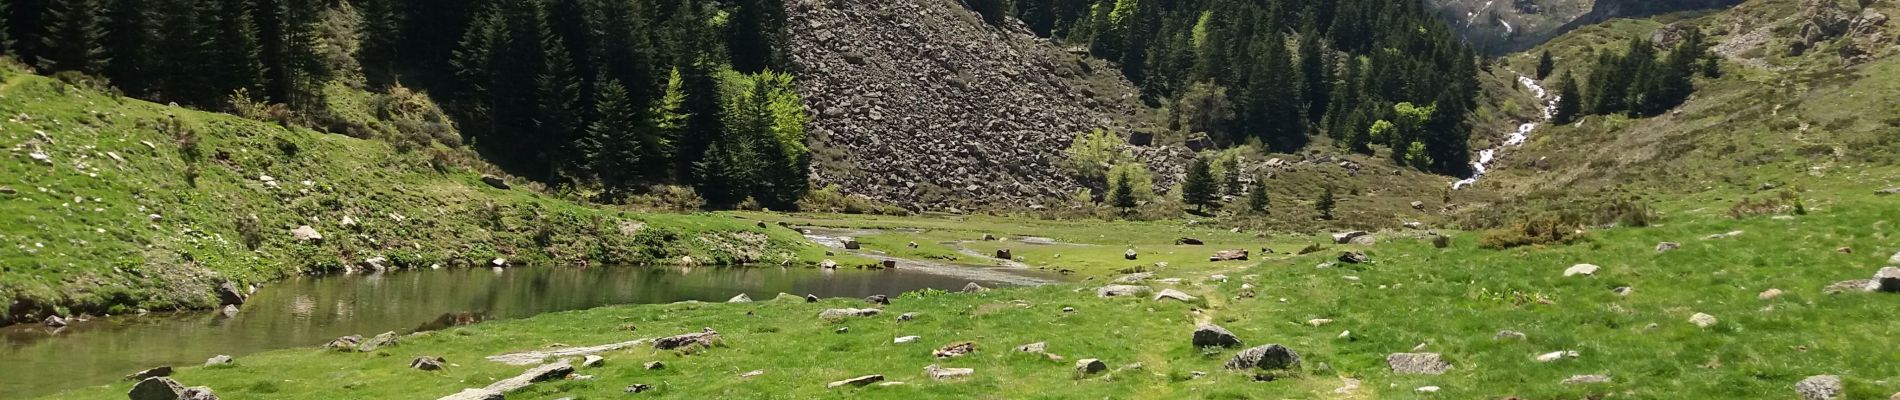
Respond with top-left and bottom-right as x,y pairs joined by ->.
1425,0 -> 1744,54
784,0 -> 1174,210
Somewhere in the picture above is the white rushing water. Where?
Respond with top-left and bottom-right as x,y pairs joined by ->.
1453,74 -> 1557,190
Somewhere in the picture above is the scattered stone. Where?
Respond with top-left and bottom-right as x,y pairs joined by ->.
1535,351 -> 1579,362
1338,252 -> 1368,264
898,312 -> 918,322
1074,359 -> 1108,375
125,366 -> 174,381
865,294 -> 890,305
1415,386 -> 1441,393
933,341 -> 975,358
1061,307 -> 1076,313
1760,288 -> 1786,300
644,361 -> 665,370
127,377 -> 187,400
1613,286 -> 1634,296
1656,242 -> 1682,252
924,364 -> 974,381
1331,231 -> 1370,244
1432,235 -> 1452,248
1878,188 -> 1900,196
1705,230 -> 1745,240
1562,374 -> 1612,385
0,186 -> 14,195
1890,251 -> 1900,265
1224,344 -> 1300,370
1824,279 -> 1875,294
819,308 -> 882,320
653,328 -> 721,350
290,225 -> 323,242
1208,274 -> 1228,282
962,282 -> 989,293
806,294 -> 820,303
820,259 -> 838,269
728,293 -> 753,303
994,249 -> 1012,259
1306,319 -> 1334,327
480,175 -> 510,190
907,241 -> 918,248
1495,330 -> 1527,341
1796,375 -> 1843,400
44,315 -> 68,328
1192,324 -> 1242,348
411,356 -> 447,371
324,335 -> 364,351
1096,285 -> 1151,298
1878,267 -> 1900,293
204,355 -> 233,367
1210,249 -> 1249,262
1175,237 -> 1204,245
1124,249 -> 1138,260
880,260 -> 898,269
1152,289 -> 1196,302
1338,330 -> 1352,339
1015,342 -> 1048,353
581,355 -> 605,368
1837,247 -> 1854,254
835,327 -> 850,334
1387,353 -> 1452,375
842,238 -> 861,250
215,282 -> 246,306
894,336 -> 921,344
1412,201 -> 1426,210
982,234 -> 997,241
740,370 -> 765,379
1113,273 -> 1153,284
358,331 -> 400,352
828,374 -> 885,389
1564,264 -> 1601,277
219,304 -> 240,318
490,258 -> 509,268
1690,313 -> 1719,328
624,384 -> 653,394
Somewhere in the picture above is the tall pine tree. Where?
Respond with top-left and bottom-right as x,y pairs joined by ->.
581,76 -> 645,198
1181,156 -> 1217,212
102,0 -> 154,96
1552,71 -> 1581,125
536,11 -> 585,184
210,0 -> 267,100
37,0 -> 107,74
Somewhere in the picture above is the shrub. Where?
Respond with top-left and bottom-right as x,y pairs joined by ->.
1727,190 -> 1802,219
235,213 -> 265,251
1478,217 -> 1585,250
797,185 -> 907,215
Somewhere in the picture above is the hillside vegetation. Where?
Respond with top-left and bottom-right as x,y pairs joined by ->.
0,62 -> 813,323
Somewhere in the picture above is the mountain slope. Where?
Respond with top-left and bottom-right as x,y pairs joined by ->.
0,64 -> 815,324
1431,0 -> 1746,53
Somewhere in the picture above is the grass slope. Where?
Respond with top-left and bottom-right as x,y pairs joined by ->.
0,64 -> 816,323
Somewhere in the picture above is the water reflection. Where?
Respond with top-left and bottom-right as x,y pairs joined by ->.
0,265 -> 1018,397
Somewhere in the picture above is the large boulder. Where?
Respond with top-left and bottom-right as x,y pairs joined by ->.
127,377 -> 185,400
1191,324 -> 1242,348
1387,353 -> 1452,375
215,282 -> 247,306
1796,375 -> 1843,400
1096,285 -> 1152,298
358,331 -> 400,352
1224,344 -> 1300,370
1331,231 -> 1370,244
654,328 -> 722,350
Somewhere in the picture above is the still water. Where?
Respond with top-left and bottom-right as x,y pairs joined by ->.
0,265 -> 1027,397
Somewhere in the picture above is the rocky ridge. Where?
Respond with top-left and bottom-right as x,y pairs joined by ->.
785,0 -> 1179,210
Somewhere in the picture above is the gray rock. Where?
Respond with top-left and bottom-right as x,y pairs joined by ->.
1113,273 -> 1153,284
215,282 -> 247,306
410,356 -> 446,371
358,331 -> 400,352
1890,251 -> 1900,265
1015,342 -> 1048,353
1124,249 -> 1138,260
290,225 -> 322,242
962,282 -> 989,293
644,361 -> 665,370
1432,235 -> 1452,248
924,364 -> 974,380
480,175 -> 509,190
624,384 -> 654,393
728,293 -> 753,303
1878,267 -> 1900,293
180,387 -> 218,400
842,238 -> 861,250
1349,235 -> 1377,246
441,389 -> 504,400
582,355 -> 605,368
865,294 -> 890,305
1075,358 -> 1108,375
125,366 -> 173,381
1495,330 -> 1527,340
1824,279 -> 1875,294
1613,286 -> 1634,296
1176,237 -> 1205,245
1387,353 -> 1452,375
220,305 -> 240,318
325,335 -> 363,351
1656,242 -> 1682,252
654,328 -> 722,350
127,377 -> 186,400
1332,231 -> 1370,244
933,341 -> 975,358
1224,344 -> 1300,370
1096,285 -> 1152,298
1797,375 -> 1843,400
1152,289 -> 1197,302
204,355 -> 233,367
1564,264 -> 1601,277
1192,324 -> 1242,348
827,374 -> 885,389
1210,249 -> 1248,262
819,308 -> 882,320
1690,312 -> 1719,328
994,249 -> 1012,259
1562,374 -> 1612,385
898,312 -> 918,322
1338,252 -> 1368,264
44,315 -> 68,328
1878,187 -> 1900,195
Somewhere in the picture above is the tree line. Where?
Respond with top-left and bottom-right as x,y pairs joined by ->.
1551,30 -> 1716,125
1004,0 -> 1483,177
0,0 -> 807,209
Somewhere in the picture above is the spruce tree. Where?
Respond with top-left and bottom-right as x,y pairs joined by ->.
1535,50 -> 1554,80
1315,184 -> 1337,220
37,0 -> 108,74
1552,71 -> 1581,125
210,0 -> 267,99
591,0 -> 658,110
103,0 -> 155,96
536,16 -> 585,184
154,0 -> 211,103
1246,179 -> 1269,214
1181,156 -> 1217,213
1110,168 -> 1137,212
729,0 -> 787,73
676,59 -> 725,182
649,68 -> 688,180
582,76 -> 644,197
0,0 -> 9,56
360,0 -> 404,87
1299,23 -> 1330,124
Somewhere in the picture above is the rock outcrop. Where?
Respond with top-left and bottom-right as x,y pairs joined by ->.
785,0 -> 1171,210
